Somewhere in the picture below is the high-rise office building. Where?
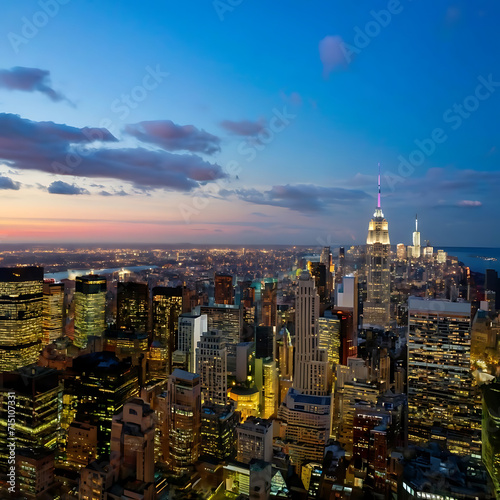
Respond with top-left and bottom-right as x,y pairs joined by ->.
109,398 -> 156,499
294,271 -> 330,396
15,448 -> 55,499
74,274 -> 107,349
396,243 -> 407,261
278,271 -> 332,470
337,247 -> 345,283
152,286 -> 183,375
255,357 -> 278,418
320,246 -> 334,294
318,315 -> 341,367
255,326 -> 275,359
177,313 -> 207,372
195,304 -> 243,347
236,417 -> 273,464
164,369 -> 201,472
64,352 -> 139,458
278,388 -> 331,467
308,261 -> 329,304
260,279 -> 277,328
0,366 -> 61,473
195,304 -> 243,374
407,297 -> 480,457
196,330 -> 228,406
42,280 -> 64,346
66,422 -> 98,469
364,168 -> 391,329
201,404 -> 239,461
116,281 -> 149,333
214,273 -> 234,305
0,266 -> 43,371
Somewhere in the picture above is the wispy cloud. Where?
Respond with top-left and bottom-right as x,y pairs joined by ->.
0,67 -> 72,104
125,120 -> 221,155
223,184 -> 371,213
220,118 -> 266,137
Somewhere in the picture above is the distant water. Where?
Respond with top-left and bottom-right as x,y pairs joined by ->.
440,247 -> 500,274
45,265 -> 158,281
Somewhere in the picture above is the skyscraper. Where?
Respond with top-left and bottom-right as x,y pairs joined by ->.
214,273 -> 234,305
196,330 -> 228,406
294,271 -> 330,396
364,166 -> 391,329
110,398 -> 156,498
0,366 -> 61,472
164,369 -> 201,472
408,214 -> 421,259
407,297 -> 480,457
64,352 -> 139,458
236,417 -> 273,464
152,286 -> 183,375
0,267 -> 43,371
116,281 -> 149,333
177,313 -> 207,372
42,280 -> 64,346
201,404 -> 239,461
277,271 -> 332,470
74,274 -> 107,349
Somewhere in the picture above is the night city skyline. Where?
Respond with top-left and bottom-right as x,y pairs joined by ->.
0,1 -> 499,246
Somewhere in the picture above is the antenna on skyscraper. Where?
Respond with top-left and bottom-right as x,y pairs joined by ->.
415,213 -> 418,232
377,162 -> 381,209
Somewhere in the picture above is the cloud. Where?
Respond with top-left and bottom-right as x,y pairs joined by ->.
0,175 -> 20,190
457,200 -> 482,208
220,119 -> 266,137
225,184 -> 371,213
48,181 -> 89,195
319,36 -> 348,76
99,189 -> 129,196
0,67 -> 71,104
0,113 -> 227,192
125,120 -> 221,155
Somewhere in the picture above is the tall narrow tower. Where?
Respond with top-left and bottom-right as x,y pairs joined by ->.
411,214 -> 421,259
294,271 -> 330,396
364,165 -> 391,329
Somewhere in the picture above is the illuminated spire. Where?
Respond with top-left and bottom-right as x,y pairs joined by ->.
415,213 -> 418,232
374,163 -> 384,218
378,162 -> 381,208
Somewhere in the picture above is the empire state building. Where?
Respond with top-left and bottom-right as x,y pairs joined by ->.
364,166 -> 391,329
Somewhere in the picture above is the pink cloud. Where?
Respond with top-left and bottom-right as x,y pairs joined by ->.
457,200 -> 482,208
319,36 -> 348,77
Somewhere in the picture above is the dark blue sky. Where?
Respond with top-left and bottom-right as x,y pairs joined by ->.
0,0 -> 499,246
